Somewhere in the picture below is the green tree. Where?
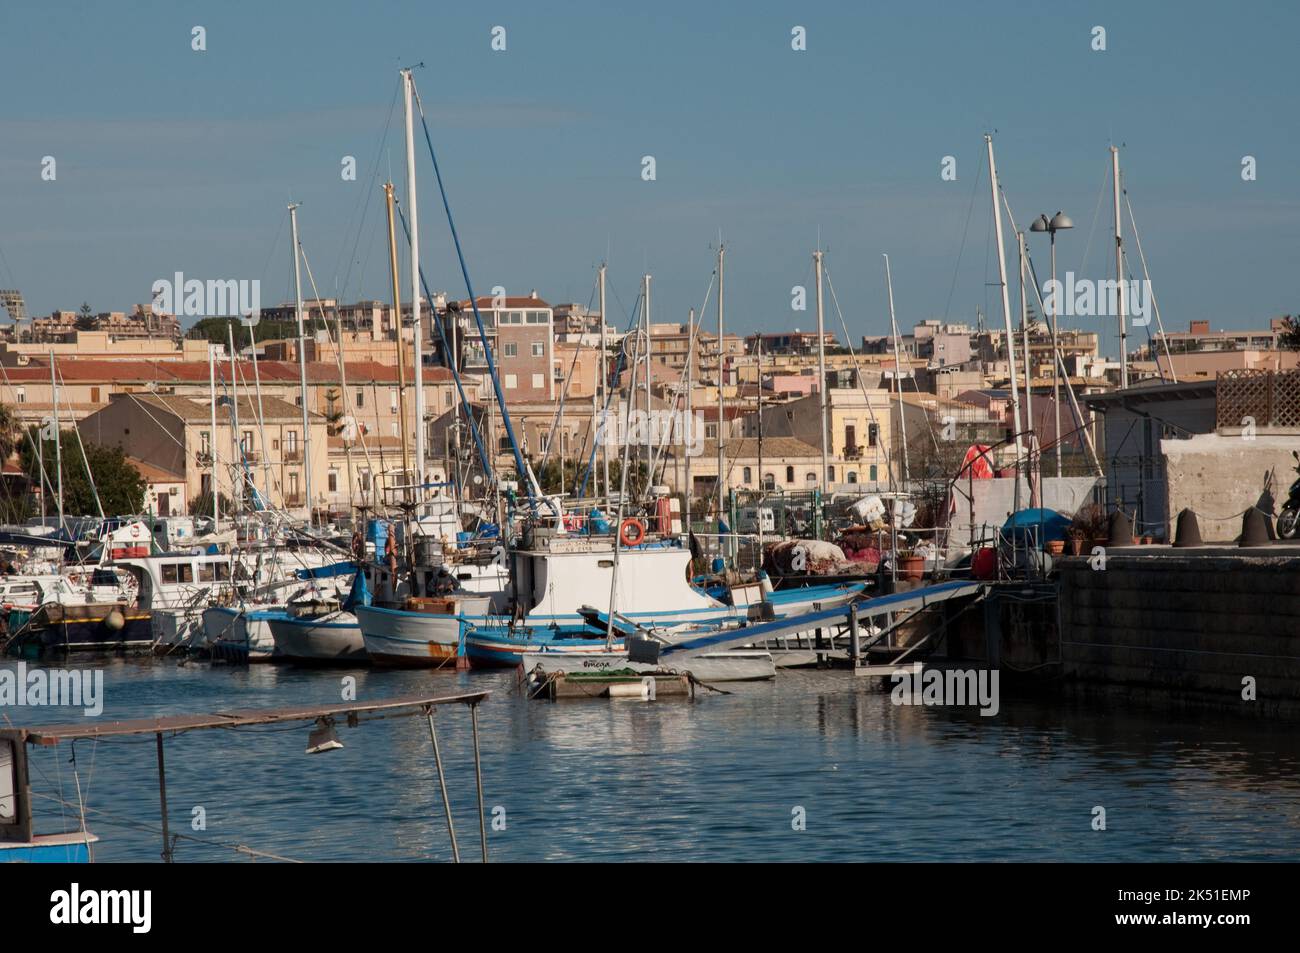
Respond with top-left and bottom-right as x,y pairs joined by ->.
20,429 -> 146,516
185,316 -> 303,346
1278,315 -> 1300,351
75,302 -> 96,332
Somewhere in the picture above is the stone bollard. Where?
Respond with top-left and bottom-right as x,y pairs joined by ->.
1173,508 -> 1203,548
1239,507 -> 1271,547
1108,510 -> 1134,547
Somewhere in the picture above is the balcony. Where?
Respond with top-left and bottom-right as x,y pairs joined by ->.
284,495 -> 303,507
283,449 -> 302,464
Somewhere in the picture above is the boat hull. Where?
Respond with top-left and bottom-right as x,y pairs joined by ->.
267,612 -> 366,663
520,648 -> 776,682
355,604 -> 470,668
5,603 -> 152,656
202,606 -> 285,663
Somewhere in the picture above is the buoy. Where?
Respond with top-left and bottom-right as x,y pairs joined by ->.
104,608 -> 125,631
619,518 -> 646,547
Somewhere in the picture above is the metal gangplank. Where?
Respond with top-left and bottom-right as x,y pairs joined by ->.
660,579 -> 985,671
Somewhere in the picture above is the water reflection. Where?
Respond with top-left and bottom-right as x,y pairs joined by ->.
5,658 -> 1299,861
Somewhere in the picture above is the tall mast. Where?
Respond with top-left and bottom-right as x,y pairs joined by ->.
246,314 -> 273,508
642,273 -> 652,486
288,202 -> 313,526
49,352 -> 63,532
756,334 -> 764,555
403,68 -> 427,505
208,344 -> 219,530
598,264 -> 609,506
884,254 -> 909,486
715,242 -> 725,533
814,248 -> 829,490
227,323 -> 242,515
383,182 -> 412,505
684,306 -> 694,532
1112,145 -> 1128,389
985,134 -> 1026,493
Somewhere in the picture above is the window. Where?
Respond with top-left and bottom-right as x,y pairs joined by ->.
90,387 -> 100,402
200,431 -> 211,455
241,431 -> 254,453
845,424 -> 857,453
847,471 -> 858,484
389,388 -> 398,413
288,472 -> 300,499
500,310 -> 523,325
742,467 -> 752,483
355,389 -> 365,408
358,468 -> 371,492
805,472 -> 817,485
531,342 -> 545,357
828,466 -> 835,482
14,389 -> 23,404
505,374 -> 518,388
868,423 -> 879,447
444,390 -> 452,407
532,373 -> 544,389
526,310 -> 548,324
502,342 -> 518,357
328,469 -> 338,493
763,473 -> 775,491
869,464 -> 878,482
285,430 -> 298,453
161,563 -> 193,584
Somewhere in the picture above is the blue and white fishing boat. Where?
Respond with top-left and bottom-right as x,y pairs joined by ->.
266,562 -> 367,664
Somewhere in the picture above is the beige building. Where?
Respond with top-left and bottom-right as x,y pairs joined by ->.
78,393 -> 330,515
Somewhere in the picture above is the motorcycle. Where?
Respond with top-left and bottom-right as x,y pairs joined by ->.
1277,450 -> 1300,539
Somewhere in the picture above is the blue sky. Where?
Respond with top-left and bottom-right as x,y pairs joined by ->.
1,0 -> 1297,358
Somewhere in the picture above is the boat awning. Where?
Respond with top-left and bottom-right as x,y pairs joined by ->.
295,560 -> 358,580
14,690 -> 489,745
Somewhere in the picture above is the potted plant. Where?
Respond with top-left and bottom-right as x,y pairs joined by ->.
896,549 -> 925,581
1067,528 -> 1086,556
1045,538 -> 1066,555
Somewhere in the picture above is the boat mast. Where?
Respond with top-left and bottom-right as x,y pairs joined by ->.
403,68 -> 427,508
756,333 -> 764,555
383,182 -> 412,506
288,202 -> 314,526
642,273 -> 652,490
884,253 -> 909,487
49,351 -> 63,532
715,242 -> 725,540
1112,145 -> 1128,390
208,344 -> 219,531
985,134 -> 1026,500
684,306 -> 694,533
227,323 -> 243,516
814,248 -> 830,491
598,263 -> 609,507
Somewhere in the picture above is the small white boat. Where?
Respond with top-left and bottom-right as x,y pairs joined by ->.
354,593 -> 492,668
202,605 -> 285,663
267,602 -> 365,664
520,647 -> 776,683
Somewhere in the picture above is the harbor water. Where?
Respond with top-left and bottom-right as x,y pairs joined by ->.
5,657 -> 1299,862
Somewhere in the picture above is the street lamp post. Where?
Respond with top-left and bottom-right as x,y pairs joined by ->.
1031,211 -> 1073,478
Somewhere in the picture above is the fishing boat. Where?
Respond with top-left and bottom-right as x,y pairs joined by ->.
202,603 -> 290,662
356,591 -> 492,667
266,571 -> 367,664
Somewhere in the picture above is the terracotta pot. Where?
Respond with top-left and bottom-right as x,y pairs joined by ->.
1068,537 -> 1085,556
899,556 -> 925,581
1046,540 -> 1065,555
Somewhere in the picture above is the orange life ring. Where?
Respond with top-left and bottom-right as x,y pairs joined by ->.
619,518 -> 647,547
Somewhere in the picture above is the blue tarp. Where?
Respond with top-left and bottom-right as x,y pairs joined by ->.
295,560 -> 358,580
1001,508 -> 1072,543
